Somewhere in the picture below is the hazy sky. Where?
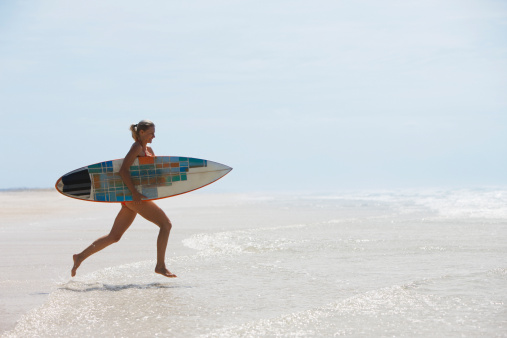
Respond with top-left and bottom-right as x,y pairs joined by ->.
1,0 -> 506,192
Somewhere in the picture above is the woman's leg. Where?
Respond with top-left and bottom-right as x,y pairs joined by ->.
71,205 -> 137,277
126,201 -> 176,277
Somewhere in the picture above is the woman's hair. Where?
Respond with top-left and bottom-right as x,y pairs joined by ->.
130,120 -> 155,141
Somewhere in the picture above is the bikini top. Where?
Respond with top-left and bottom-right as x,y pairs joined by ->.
137,142 -> 154,157
140,147 -> 154,157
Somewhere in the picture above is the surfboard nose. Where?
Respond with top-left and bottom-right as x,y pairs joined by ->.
216,162 -> 233,172
213,161 -> 233,175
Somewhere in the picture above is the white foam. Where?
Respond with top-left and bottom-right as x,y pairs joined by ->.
182,223 -> 309,257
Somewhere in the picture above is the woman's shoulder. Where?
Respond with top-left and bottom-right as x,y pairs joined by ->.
130,142 -> 143,151
126,142 -> 143,157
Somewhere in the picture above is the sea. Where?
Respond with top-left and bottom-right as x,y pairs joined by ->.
1,188 -> 506,337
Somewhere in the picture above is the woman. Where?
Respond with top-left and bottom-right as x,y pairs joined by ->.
71,120 -> 176,278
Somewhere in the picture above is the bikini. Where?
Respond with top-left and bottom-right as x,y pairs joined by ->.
121,146 -> 153,206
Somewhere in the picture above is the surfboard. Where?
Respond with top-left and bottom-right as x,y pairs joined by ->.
55,156 -> 232,203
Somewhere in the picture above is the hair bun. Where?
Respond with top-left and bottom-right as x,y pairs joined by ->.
129,120 -> 155,141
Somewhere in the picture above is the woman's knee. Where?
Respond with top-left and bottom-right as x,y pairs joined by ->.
157,211 -> 172,231
162,220 -> 172,232
157,217 -> 172,232
108,233 -> 123,243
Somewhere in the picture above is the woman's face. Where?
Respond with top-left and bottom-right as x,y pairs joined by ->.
140,126 -> 155,144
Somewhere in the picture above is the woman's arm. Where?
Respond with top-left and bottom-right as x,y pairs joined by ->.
119,143 -> 146,202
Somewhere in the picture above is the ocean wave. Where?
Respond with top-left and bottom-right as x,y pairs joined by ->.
413,189 -> 507,219
307,188 -> 507,219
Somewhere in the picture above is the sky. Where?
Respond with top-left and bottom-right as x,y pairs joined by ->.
0,0 -> 506,193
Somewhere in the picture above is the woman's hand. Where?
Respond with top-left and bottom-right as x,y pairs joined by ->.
132,191 -> 147,204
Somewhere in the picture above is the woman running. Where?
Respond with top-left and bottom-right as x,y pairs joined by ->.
71,120 -> 176,278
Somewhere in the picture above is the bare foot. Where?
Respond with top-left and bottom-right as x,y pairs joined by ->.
155,265 -> 177,278
71,254 -> 81,277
